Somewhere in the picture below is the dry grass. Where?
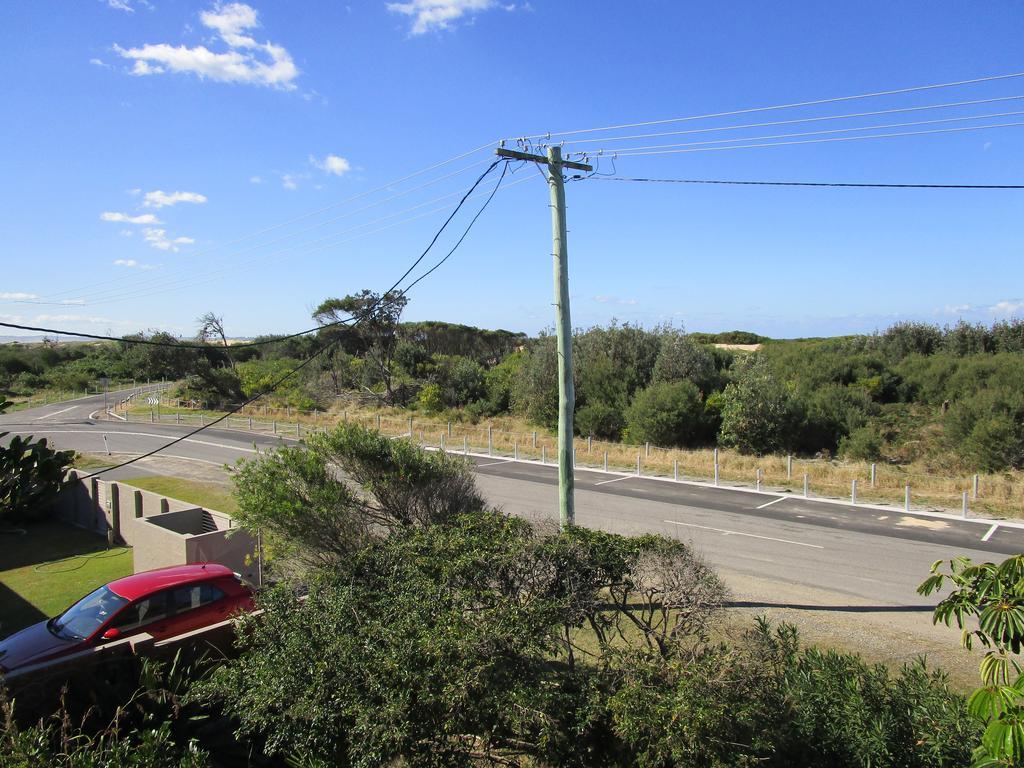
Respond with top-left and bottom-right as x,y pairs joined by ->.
120,399 -> 1024,520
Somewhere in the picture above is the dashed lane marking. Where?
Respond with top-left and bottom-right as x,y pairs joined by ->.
755,496 -> 787,510
982,524 -> 999,542
664,519 -> 824,549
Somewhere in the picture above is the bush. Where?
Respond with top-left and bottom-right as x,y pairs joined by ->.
839,424 -> 883,461
718,356 -> 802,454
576,401 -> 625,440
417,382 -> 444,413
623,380 -> 707,447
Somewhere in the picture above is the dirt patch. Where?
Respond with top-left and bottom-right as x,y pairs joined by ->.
713,343 -> 762,352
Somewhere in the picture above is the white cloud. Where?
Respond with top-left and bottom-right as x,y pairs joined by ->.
114,2 -> 299,89
114,259 -> 139,267
990,299 -> 1024,316
143,228 -> 194,251
249,175 -> 263,184
120,229 -> 134,237
114,258 -> 158,270
89,58 -> 110,68
281,173 -> 299,190
310,153 -> 351,176
593,295 -> 637,306
387,0 -> 514,34
142,189 -> 207,208
60,299 -> 87,305
0,292 -> 39,301
105,0 -> 136,12
941,303 -> 973,315
101,211 -> 161,224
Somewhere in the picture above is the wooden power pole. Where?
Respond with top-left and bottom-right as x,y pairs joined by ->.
495,145 -> 592,529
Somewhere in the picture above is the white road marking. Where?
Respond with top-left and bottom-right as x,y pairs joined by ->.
664,519 -> 824,549
755,496 -> 787,510
595,475 -> 632,486
982,523 -> 999,542
34,405 -> 77,420
3,428 -> 258,454
477,459 -> 515,467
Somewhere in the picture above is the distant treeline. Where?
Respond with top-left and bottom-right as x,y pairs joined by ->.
2,308 -> 1022,472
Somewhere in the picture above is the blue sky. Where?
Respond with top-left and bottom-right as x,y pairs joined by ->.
1,0 -> 1022,340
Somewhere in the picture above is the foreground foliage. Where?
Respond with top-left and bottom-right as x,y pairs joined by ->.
0,398 -> 74,525
921,553 -> 1024,767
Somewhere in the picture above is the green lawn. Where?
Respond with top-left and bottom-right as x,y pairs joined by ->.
120,476 -> 239,515
0,521 -> 133,639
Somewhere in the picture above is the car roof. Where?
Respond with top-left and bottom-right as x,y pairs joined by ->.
107,563 -> 234,601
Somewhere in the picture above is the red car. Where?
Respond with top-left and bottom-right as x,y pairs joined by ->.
0,563 -> 254,674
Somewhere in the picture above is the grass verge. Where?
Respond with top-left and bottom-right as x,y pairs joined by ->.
119,476 -> 239,515
0,521 -> 132,639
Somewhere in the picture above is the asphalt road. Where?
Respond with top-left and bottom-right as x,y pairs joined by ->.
4,392 -> 1022,619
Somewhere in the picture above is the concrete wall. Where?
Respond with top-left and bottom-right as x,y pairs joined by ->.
52,475 -> 260,584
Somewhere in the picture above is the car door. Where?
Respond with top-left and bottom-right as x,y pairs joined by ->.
107,589 -> 175,639
162,581 -> 231,637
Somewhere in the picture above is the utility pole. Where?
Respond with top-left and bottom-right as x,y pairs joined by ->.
495,145 -> 591,529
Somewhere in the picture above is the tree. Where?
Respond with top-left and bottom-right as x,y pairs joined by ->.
652,333 -> 719,393
718,356 -> 802,454
0,398 -> 74,525
623,380 -> 707,447
195,312 -> 233,370
919,554 -> 1024,767
313,290 -> 408,403
230,423 -> 486,572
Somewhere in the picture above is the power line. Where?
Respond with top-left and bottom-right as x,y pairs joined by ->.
570,109 -> 1024,156
78,160 -> 510,479
32,141 -> 499,303
0,161 -> 507,349
516,70 -> 1024,140
558,94 -> 1024,150
29,159 -> 495,307
606,120 -> 1024,157
580,176 -> 1024,189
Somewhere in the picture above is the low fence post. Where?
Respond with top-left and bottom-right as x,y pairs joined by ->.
514,441 -> 518,461
587,436 -> 592,453
407,415 -> 413,437
962,491 -> 969,519
851,479 -> 857,505
487,426 -> 493,456
756,468 -> 762,492
905,484 -> 911,512
673,459 -> 679,481
542,446 -> 546,464
377,414 -> 382,431
296,422 -> 301,438
134,489 -> 143,519
441,434 -> 446,452
973,474 -> 979,500
175,411 -> 180,425
870,463 -> 877,488
463,436 -> 468,454
603,451 -> 608,472
803,473 -> 809,498
200,414 -> 205,426
713,448 -> 720,487
636,454 -> 641,476
248,416 -> 252,430
160,498 -> 169,515
787,455 -> 792,480
273,420 -> 277,434
532,431 -> 537,448
645,442 -> 650,458
447,421 -> 452,438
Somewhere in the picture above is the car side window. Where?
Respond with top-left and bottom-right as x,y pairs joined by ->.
171,582 -> 226,614
111,590 -> 173,632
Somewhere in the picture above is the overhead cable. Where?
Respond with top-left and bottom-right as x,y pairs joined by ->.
0,161 -> 506,349
558,94 -> 1024,149
606,120 -> 1024,157
580,177 -> 1024,189
77,161 -> 510,479
518,71 -> 1024,140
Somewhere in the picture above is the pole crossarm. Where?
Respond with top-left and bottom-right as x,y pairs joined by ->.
495,147 -> 593,172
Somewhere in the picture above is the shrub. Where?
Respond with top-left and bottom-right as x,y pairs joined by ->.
623,380 -> 707,447
718,356 -> 802,454
576,401 -> 625,440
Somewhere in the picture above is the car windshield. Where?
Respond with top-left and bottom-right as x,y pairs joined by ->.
50,586 -> 129,641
